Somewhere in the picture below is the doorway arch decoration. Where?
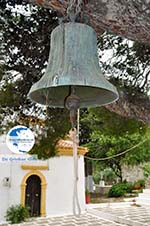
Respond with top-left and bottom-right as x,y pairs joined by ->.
21,170 -> 47,216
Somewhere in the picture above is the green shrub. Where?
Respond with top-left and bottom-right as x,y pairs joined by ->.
108,182 -> 133,197
133,179 -> 145,190
125,182 -> 134,193
137,179 -> 145,188
103,168 -> 117,183
143,163 -> 150,178
93,173 -> 101,184
5,204 -> 30,224
85,189 -> 90,195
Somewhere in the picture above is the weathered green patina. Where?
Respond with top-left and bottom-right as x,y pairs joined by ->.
28,23 -> 118,108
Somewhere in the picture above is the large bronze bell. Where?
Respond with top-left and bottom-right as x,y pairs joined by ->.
28,22 -> 118,108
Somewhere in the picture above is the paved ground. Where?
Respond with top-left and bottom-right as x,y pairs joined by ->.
2,213 -> 127,226
1,203 -> 150,226
88,203 -> 150,226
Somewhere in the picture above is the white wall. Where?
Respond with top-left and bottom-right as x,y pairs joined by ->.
45,156 -> 86,216
0,163 -> 23,222
0,137 -> 86,222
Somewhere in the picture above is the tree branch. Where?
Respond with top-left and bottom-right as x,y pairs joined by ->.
27,0 -> 150,43
105,90 -> 150,125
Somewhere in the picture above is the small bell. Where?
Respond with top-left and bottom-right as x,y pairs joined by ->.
28,22 -> 118,108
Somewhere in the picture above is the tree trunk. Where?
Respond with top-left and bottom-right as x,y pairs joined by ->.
85,159 -> 94,192
105,91 -> 150,125
112,162 -> 123,182
27,0 -> 150,43
85,159 -> 93,177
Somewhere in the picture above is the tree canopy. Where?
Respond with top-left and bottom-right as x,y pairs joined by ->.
83,107 -> 150,180
0,2 -> 71,158
0,1 -> 149,159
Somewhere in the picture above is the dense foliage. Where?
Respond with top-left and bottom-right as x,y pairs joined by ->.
83,107 -> 150,180
143,163 -> 150,179
108,179 -> 145,197
108,181 -> 133,197
0,2 -> 71,158
93,167 -> 117,185
98,34 -> 150,94
5,204 -> 30,224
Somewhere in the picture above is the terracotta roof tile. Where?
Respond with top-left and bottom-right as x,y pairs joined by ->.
57,139 -> 87,150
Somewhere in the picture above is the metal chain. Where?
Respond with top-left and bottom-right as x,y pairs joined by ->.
67,0 -> 76,14
67,0 -> 83,22
76,0 -> 83,17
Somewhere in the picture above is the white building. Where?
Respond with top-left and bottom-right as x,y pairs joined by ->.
0,135 -> 88,222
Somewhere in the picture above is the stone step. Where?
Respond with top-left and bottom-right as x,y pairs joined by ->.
136,197 -> 150,204
138,193 -> 150,198
141,189 -> 150,194
136,201 -> 150,205
124,197 -> 136,202
88,207 -> 146,226
135,189 -> 150,205
136,197 -> 150,201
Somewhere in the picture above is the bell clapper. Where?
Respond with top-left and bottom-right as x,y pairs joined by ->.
65,86 -> 80,130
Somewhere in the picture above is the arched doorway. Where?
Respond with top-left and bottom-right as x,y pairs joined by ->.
21,170 -> 47,217
25,175 -> 41,217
